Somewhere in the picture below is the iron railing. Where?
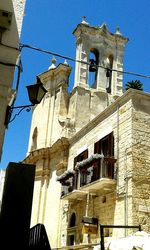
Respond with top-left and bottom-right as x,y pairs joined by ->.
61,157 -> 116,197
29,223 -> 51,250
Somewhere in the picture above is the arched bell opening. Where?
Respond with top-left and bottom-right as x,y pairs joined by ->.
106,54 -> 113,93
88,48 -> 99,88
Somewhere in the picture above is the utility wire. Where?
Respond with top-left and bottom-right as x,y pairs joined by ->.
20,43 -> 150,79
1,41 -> 150,79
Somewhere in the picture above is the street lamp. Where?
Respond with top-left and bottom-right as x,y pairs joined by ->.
4,76 -> 47,127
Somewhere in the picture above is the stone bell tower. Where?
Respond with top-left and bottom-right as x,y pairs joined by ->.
73,16 -> 128,95
67,17 -> 128,131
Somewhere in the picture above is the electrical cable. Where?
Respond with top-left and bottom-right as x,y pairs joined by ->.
1,41 -> 150,79
20,43 -> 150,79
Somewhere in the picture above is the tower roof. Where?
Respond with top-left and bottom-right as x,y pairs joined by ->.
73,18 -> 129,44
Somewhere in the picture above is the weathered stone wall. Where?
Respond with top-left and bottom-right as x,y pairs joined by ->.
65,95 -> 134,242
131,95 -> 150,232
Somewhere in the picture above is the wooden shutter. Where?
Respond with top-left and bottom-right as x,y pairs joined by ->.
74,156 -> 77,170
94,141 -> 100,154
108,132 -> 114,156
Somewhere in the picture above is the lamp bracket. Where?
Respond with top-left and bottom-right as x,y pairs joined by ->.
4,104 -> 34,127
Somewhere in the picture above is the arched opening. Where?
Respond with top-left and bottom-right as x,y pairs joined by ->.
69,212 -> 76,227
67,212 -> 76,246
106,55 -> 113,93
31,127 -> 38,151
88,48 -> 99,88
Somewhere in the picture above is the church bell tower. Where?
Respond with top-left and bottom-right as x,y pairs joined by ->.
73,16 -> 128,95
68,17 -> 128,131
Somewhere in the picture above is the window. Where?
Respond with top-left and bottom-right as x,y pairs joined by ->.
69,212 -> 76,227
74,149 -> 88,168
94,132 -> 115,178
74,149 -> 88,186
67,213 -> 76,246
94,132 -> 114,157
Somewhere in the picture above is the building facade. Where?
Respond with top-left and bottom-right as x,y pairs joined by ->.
24,18 -> 150,249
0,0 -> 26,159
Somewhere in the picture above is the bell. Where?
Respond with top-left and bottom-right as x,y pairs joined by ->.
89,59 -> 97,72
106,68 -> 111,77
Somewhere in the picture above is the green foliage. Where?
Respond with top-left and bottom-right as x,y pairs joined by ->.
125,80 -> 143,91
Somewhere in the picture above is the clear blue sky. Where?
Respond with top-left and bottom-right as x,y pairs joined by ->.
1,0 -> 150,169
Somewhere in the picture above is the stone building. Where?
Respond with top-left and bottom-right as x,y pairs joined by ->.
24,18 -> 150,249
0,0 -> 26,158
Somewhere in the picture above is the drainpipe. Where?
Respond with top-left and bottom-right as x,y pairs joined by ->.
116,105 -> 120,192
124,148 -> 128,237
85,192 -> 90,217
83,192 -> 90,244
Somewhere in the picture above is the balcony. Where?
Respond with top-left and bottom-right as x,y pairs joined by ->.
57,154 -> 117,200
78,156 -> 116,193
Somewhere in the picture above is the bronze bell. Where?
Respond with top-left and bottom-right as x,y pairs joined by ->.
106,68 -> 111,77
89,59 -> 97,72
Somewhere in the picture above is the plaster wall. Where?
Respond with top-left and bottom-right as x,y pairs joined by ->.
0,0 -> 26,159
30,150 -> 66,249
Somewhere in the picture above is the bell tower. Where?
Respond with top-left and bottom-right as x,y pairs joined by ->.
67,18 -> 128,131
73,17 -> 128,96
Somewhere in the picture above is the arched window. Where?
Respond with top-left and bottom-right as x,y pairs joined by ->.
69,212 -> 76,227
67,212 -> 76,246
106,55 -> 113,93
31,127 -> 38,151
88,48 -> 99,88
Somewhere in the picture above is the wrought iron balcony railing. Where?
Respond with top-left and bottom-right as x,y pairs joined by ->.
79,157 -> 116,187
57,154 -> 116,197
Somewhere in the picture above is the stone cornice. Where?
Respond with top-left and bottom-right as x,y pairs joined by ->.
23,137 -> 69,164
38,64 -> 72,84
73,23 -> 129,45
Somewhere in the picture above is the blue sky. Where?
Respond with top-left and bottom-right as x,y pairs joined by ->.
1,0 -> 150,169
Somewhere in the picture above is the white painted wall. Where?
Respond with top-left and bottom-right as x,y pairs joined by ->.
0,0 -> 26,159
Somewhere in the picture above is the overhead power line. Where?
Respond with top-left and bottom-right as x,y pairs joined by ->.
1,41 -> 150,79
20,43 -> 150,79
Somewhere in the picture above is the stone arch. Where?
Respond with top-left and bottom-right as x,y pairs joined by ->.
69,212 -> 76,227
67,212 -> 76,246
106,54 -> 114,93
88,48 -> 99,88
